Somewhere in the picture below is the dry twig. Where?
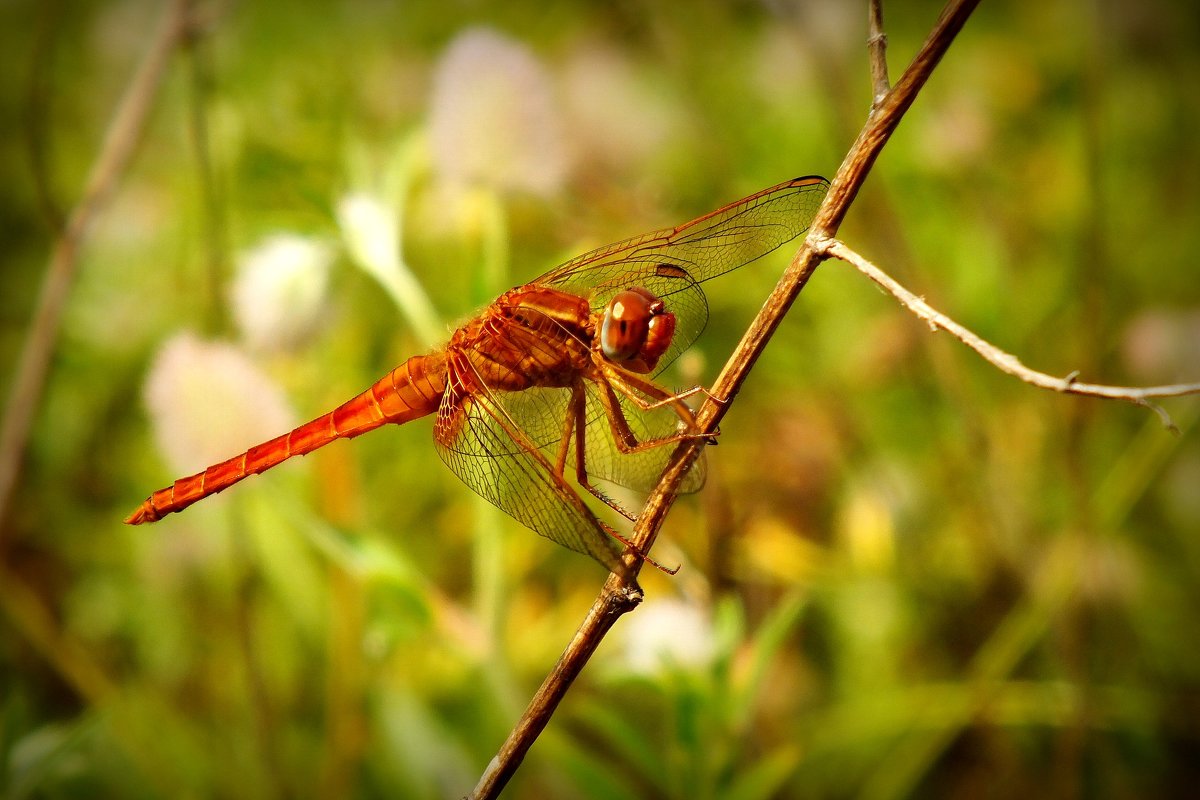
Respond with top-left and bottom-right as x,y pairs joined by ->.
817,237 -> 1200,431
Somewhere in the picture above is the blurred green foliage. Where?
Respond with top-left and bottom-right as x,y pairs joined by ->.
2,1 -> 1199,798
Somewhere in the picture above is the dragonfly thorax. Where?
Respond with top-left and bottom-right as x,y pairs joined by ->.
446,286 -> 595,395
599,287 -> 676,374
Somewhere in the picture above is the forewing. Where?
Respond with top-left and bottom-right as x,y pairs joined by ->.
434,388 -> 626,575
539,175 -> 828,310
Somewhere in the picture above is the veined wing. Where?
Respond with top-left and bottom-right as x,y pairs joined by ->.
537,175 -> 828,315
476,374 -> 707,495
434,386 -> 627,576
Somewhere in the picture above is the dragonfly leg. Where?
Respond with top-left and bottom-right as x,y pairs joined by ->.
612,375 -> 724,446
599,521 -> 680,576
551,383 -> 580,479
593,366 -> 716,455
626,383 -> 725,413
569,380 -> 640,522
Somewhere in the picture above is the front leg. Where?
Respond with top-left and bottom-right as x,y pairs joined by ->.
593,363 -> 719,456
568,379 -> 639,522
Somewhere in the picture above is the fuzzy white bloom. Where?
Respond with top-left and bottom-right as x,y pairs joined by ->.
620,598 -> 716,675
336,191 -> 442,346
143,333 -> 295,475
428,28 -> 570,196
561,45 -> 679,171
231,234 -> 333,352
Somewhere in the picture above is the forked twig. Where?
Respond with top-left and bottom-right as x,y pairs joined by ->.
468,0 -> 983,796
815,237 -> 1200,430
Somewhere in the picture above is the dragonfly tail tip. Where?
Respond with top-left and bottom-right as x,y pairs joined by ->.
123,502 -> 158,525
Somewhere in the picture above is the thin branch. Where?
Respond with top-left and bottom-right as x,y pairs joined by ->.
868,0 -> 891,104
811,1 -> 982,241
469,584 -> 643,797
818,237 -> 1200,431
0,0 -> 194,533
467,1 -> 983,797
25,1 -> 66,229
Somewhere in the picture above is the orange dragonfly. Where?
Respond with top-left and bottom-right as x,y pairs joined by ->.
127,176 -> 828,575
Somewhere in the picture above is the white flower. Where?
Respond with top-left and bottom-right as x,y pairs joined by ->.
143,333 -> 295,475
620,598 -> 716,675
231,234 -> 333,352
428,28 -> 570,196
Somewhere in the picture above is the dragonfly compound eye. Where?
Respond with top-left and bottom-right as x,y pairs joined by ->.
601,288 -> 675,372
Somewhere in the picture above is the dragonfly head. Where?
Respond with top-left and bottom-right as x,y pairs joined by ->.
599,287 -> 676,374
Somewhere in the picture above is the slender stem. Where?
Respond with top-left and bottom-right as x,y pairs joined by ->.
818,237 -> 1200,429
469,584 -> 643,796
467,1 -> 983,797
0,0 -> 194,533
810,0 -> 982,241
868,0 -> 891,104
693,0 -> 982,442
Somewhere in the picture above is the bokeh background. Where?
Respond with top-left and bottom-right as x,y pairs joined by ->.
3,1 -> 1199,797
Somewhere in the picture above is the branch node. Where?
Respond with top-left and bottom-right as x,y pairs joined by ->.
808,234 -> 833,256
867,0 -> 891,102
616,581 -> 644,609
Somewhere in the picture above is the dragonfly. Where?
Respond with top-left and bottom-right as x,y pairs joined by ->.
126,175 -> 829,576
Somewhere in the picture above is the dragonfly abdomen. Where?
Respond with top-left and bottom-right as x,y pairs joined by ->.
124,353 -> 449,524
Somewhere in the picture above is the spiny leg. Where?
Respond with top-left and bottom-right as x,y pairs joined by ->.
599,521 -> 680,576
613,378 -> 725,415
551,383 -> 579,479
593,367 -> 717,456
572,401 -> 680,574
551,382 -> 674,568
569,379 -> 639,522
565,370 -> 710,524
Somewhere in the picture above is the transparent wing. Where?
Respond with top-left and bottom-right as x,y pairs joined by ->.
434,387 -> 626,575
537,175 -> 828,358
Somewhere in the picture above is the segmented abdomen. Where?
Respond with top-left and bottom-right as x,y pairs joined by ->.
125,353 -> 448,524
